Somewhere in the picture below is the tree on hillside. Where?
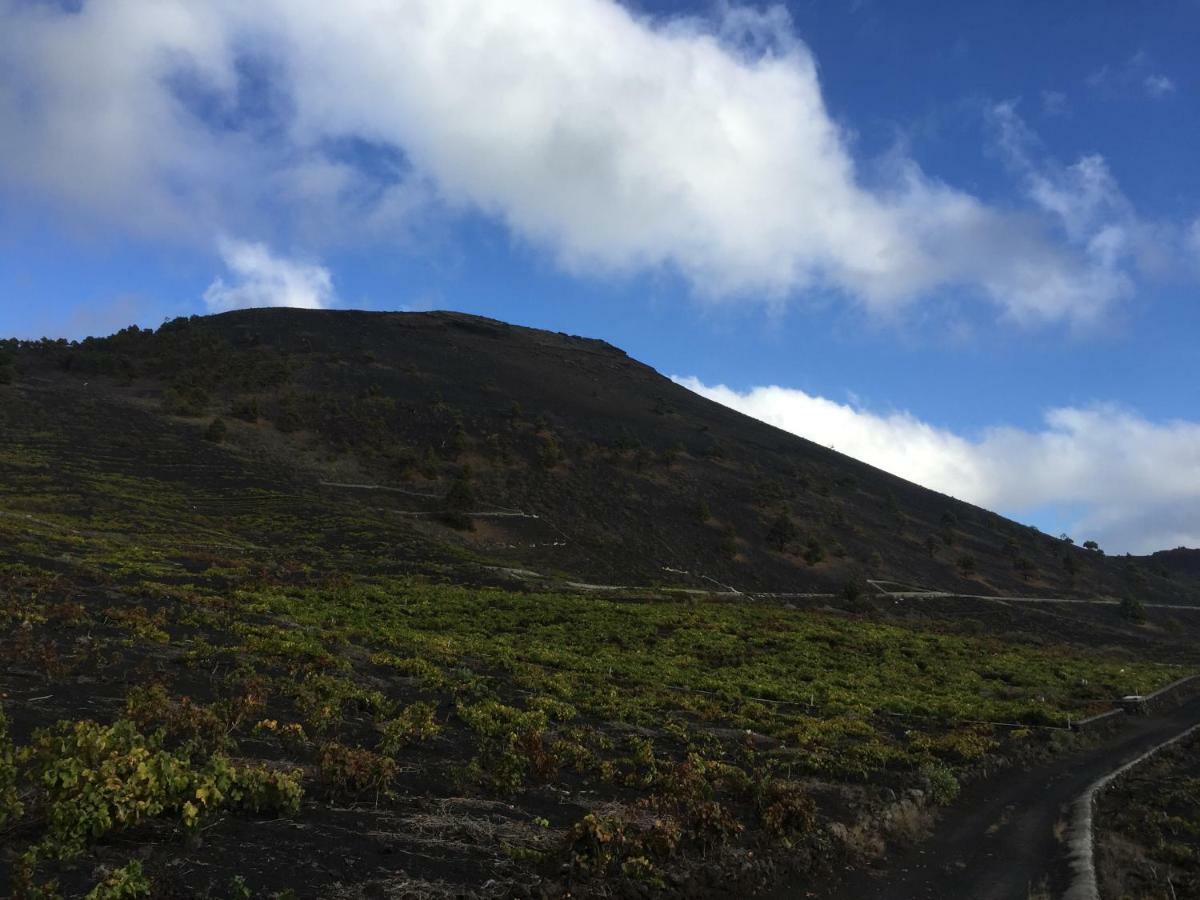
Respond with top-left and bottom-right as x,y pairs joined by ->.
203,418 -> 227,443
765,512 -> 798,552
1119,596 -> 1146,624
1015,556 -> 1036,581
441,469 -> 475,531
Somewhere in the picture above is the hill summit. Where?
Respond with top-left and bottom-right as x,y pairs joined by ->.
2,307 -> 1193,604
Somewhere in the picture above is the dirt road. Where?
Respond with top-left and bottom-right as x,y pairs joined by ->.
816,693 -> 1200,900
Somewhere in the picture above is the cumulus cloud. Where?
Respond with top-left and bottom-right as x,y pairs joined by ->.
675,377 -> 1200,554
0,0 -> 1182,324
203,238 -> 335,312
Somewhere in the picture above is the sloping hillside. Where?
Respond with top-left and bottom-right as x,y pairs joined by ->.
3,308 -> 1193,604
4,308 -> 1200,899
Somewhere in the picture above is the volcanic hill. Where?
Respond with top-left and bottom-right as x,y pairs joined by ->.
2,308 -> 1192,604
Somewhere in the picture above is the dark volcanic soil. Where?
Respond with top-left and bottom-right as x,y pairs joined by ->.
816,695 -> 1200,900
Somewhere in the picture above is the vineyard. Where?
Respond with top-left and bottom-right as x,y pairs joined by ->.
0,318 -> 1195,897
0,500 -> 1181,896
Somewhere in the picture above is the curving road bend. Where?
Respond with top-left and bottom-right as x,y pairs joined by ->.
815,693 -> 1200,900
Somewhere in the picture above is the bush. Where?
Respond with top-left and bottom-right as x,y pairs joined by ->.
759,781 -> 817,843
537,433 -> 564,469
318,742 -> 396,797
765,512 -> 798,552
230,396 -> 261,423
0,704 -> 22,828
84,860 -> 152,900
19,718 -> 209,859
841,574 -> 873,612
380,702 -> 442,755
203,417 -> 227,443
920,763 -> 960,806
18,718 -> 303,860
441,471 -> 475,530
1120,596 -> 1146,624
717,525 -> 738,560
162,386 -> 209,417
231,764 -> 304,815
458,701 -> 552,794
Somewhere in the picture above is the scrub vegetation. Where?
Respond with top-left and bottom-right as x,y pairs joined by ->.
1,309 -> 1198,897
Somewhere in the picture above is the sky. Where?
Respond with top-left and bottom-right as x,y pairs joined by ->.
0,0 -> 1197,553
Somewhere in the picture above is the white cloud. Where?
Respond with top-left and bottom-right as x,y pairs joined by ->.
990,102 -> 1189,284
675,377 -> 1200,554
0,0 -> 1184,325
1144,74 -> 1176,98
203,238 -> 334,312
1087,53 -> 1176,100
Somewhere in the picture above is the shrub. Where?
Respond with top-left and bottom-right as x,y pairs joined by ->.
231,764 -> 304,815
956,554 -> 976,577
252,720 -> 310,756
537,433 -> 564,469
458,701 -> 552,794
125,685 -> 232,756
290,672 -> 390,735
920,763 -> 960,806
273,394 -> 305,433
717,525 -> 738,561
84,860 -> 152,900
759,781 -> 817,843
318,742 -> 397,797
19,718 -> 212,858
230,396 -> 261,423
203,417 -> 227,443
841,575 -> 868,606
162,386 -> 209,417
441,471 -> 475,530
379,702 -> 442,755
1120,596 -> 1146,624
765,512 -> 798,552
1,704 -> 22,828
19,718 -> 303,860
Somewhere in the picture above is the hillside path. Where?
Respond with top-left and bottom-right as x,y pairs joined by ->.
812,693 -> 1200,900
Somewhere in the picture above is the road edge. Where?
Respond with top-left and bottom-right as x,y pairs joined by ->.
1063,719 -> 1200,900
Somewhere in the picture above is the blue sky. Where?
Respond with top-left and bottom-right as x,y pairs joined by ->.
1,0 -> 1197,552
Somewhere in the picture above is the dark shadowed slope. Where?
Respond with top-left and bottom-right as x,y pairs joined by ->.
3,307 -> 1195,604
